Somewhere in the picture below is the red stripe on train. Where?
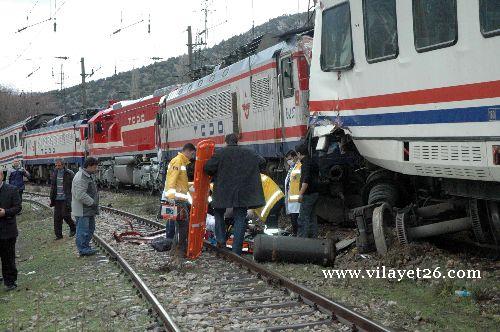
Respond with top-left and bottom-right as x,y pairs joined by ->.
24,152 -> 85,160
309,80 -> 500,112
89,145 -> 156,156
0,151 -> 23,161
162,125 -> 307,149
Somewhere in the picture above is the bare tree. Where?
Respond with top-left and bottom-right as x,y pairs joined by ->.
0,85 -> 61,128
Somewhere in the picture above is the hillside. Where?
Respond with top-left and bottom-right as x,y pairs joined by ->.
49,12 -> 310,112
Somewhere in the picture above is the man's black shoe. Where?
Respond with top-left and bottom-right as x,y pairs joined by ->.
0,276 -> 3,282
55,236 -> 63,241
79,250 -> 97,257
69,230 -> 76,237
5,284 -> 17,291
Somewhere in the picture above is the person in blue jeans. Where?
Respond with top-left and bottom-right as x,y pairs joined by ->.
204,134 -> 265,255
7,160 -> 29,203
71,157 -> 99,256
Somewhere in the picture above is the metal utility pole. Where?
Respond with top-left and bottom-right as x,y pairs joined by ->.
187,26 -> 193,72
80,57 -> 86,110
131,68 -> 139,99
59,64 -> 64,91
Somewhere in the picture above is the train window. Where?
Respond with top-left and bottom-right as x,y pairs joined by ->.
95,122 -> 103,134
1,138 -> 4,152
321,2 -> 354,71
480,0 -> 500,37
5,136 -> 10,150
363,0 -> 398,63
281,57 -> 294,98
413,0 -> 457,52
9,135 -> 14,149
14,134 -> 17,147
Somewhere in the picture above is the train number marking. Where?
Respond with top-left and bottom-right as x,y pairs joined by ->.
128,114 -> 146,125
193,121 -> 224,137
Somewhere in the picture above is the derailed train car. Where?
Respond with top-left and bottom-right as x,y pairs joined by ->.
308,0 -> 500,252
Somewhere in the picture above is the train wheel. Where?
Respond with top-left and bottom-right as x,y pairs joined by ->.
372,203 -> 395,255
368,183 -> 398,207
487,201 -> 500,245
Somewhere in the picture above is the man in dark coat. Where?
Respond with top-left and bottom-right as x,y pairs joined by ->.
50,159 -> 76,240
204,133 -> 265,255
295,144 -> 320,238
0,169 -> 22,291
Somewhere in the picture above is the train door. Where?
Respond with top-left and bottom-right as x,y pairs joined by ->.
277,54 -> 296,150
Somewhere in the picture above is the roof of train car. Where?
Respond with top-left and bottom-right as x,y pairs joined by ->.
164,35 -> 301,105
0,119 -> 25,135
89,94 -> 158,122
23,118 -> 88,137
0,113 -> 59,135
89,84 -> 180,122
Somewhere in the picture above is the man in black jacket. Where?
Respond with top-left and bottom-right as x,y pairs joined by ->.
204,133 -> 265,255
295,144 -> 320,238
50,159 -> 76,240
0,169 -> 22,291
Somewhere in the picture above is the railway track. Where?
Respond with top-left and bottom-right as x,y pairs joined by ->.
24,191 -> 392,332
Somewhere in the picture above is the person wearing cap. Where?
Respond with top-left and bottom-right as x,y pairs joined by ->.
161,143 -> 196,258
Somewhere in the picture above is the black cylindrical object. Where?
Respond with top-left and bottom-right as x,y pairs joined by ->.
253,235 -> 336,266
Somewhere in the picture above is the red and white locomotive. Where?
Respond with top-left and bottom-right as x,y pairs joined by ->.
158,31 -> 313,177
87,86 -> 177,191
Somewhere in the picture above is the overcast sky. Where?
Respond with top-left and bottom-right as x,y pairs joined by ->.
0,0 -> 307,93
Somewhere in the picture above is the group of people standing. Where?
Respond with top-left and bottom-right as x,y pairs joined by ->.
162,133 -> 320,257
1,135 -> 320,289
0,157 -> 101,291
48,157 -> 100,257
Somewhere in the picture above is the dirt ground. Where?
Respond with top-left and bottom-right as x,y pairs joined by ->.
25,185 -> 500,331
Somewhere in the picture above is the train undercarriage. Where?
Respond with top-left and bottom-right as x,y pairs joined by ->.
95,155 -> 163,193
309,126 -> 500,255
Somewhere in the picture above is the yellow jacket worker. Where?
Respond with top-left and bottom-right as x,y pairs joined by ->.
162,143 -> 196,257
253,174 -> 284,233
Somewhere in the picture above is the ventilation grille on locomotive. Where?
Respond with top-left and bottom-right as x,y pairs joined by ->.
251,77 -> 270,109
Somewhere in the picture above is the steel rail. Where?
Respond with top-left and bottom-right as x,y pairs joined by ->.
25,192 -> 393,331
92,233 -> 180,332
205,244 -> 391,332
23,197 -> 181,332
